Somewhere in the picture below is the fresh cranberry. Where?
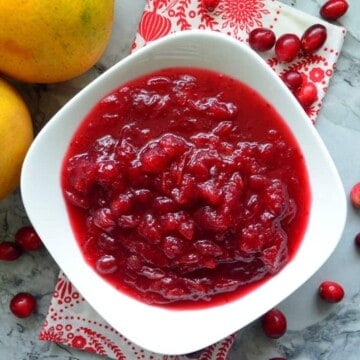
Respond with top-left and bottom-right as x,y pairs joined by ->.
9,292 -> 37,318
15,226 -> 43,251
318,281 -> 345,303
320,0 -> 349,20
354,233 -> 360,247
248,28 -> 276,52
261,308 -> 287,339
301,24 -> 327,54
350,182 -> 360,208
281,70 -> 303,92
275,34 -> 301,62
202,0 -> 220,11
0,242 -> 22,261
295,82 -> 318,108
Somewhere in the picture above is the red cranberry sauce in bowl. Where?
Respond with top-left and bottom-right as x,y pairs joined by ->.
61,67 -> 311,308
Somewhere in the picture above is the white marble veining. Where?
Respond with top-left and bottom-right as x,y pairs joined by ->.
0,0 -> 359,359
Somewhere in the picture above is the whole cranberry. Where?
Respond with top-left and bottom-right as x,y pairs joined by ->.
15,226 -> 43,251
281,70 -> 303,92
202,0 -> 220,11
301,24 -> 327,54
9,292 -> 37,318
354,233 -> 360,247
261,308 -> 287,339
275,34 -> 301,62
318,281 -> 345,303
350,183 -> 360,208
0,241 -> 22,261
249,28 -> 276,52
320,0 -> 349,21
295,82 -> 318,109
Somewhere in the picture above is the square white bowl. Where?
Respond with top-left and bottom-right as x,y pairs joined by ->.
21,30 -> 346,355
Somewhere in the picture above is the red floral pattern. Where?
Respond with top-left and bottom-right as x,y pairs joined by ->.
139,11 -> 172,41
40,1 -> 346,359
215,0 -> 271,37
40,271 -> 235,360
133,0 -> 346,123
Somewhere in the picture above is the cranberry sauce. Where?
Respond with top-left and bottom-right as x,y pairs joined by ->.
61,67 -> 311,308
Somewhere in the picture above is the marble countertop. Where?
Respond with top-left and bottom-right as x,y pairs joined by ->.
1,1 -> 359,359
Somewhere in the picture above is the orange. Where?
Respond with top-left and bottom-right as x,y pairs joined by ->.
0,0 -> 114,83
0,77 -> 33,200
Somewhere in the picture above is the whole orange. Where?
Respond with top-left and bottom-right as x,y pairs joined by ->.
0,0 -> 114,83
0,78 -> 33,200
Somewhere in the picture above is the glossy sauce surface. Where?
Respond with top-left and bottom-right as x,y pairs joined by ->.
61,68 -> 311,308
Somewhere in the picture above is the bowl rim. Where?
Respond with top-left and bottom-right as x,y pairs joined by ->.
21,29 -> 347,355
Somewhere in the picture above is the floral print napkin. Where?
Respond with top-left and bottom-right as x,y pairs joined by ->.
39,1 -> 346,359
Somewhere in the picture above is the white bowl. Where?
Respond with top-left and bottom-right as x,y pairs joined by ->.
21,30 -> 346,355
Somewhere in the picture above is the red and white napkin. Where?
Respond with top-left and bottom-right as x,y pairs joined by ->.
39,1 -> 346,359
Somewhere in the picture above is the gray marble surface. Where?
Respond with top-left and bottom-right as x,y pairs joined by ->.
0,0 -> 359,359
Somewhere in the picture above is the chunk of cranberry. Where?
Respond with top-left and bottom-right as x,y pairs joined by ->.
198,179 -> 223,205
159,133 -> 188,158
275,34 -> 301,62
133,189 -> 153,205
116,138 -> 136,163
117,214 -> 140,229
126,255 -> 142,272
248,28 -> 276,52
295,82 -> 318,109
261,308 -> 287,339
110,192 -> 133,216
178,220 -> 195,241
92,208 -> 116,232
96,255 -> 118,275
318,281 -> 345,303
320,0 -> 349,21
137,213 -> 162,244
139,266 -> 165,280
97,233 -> 118,252
95,159 -> 121,186
195,206 -> 231,232
10,292 -> 37,318
189,97 -> 237,119
171,174 -> 198,205
162,236 -> 186,259
66,155 -> 97,194
15,226 -> 43,251
140,144 -> 170,174
153,196 -> 179,213
212,121 -> 234,136
193,239 -> 223,257
0,242 -> 22,261
301,24 -> 327,54
179,252 -> 200,266
281,70 -> 303,92
160,211 -> 193,240
64,190 -> 90,209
